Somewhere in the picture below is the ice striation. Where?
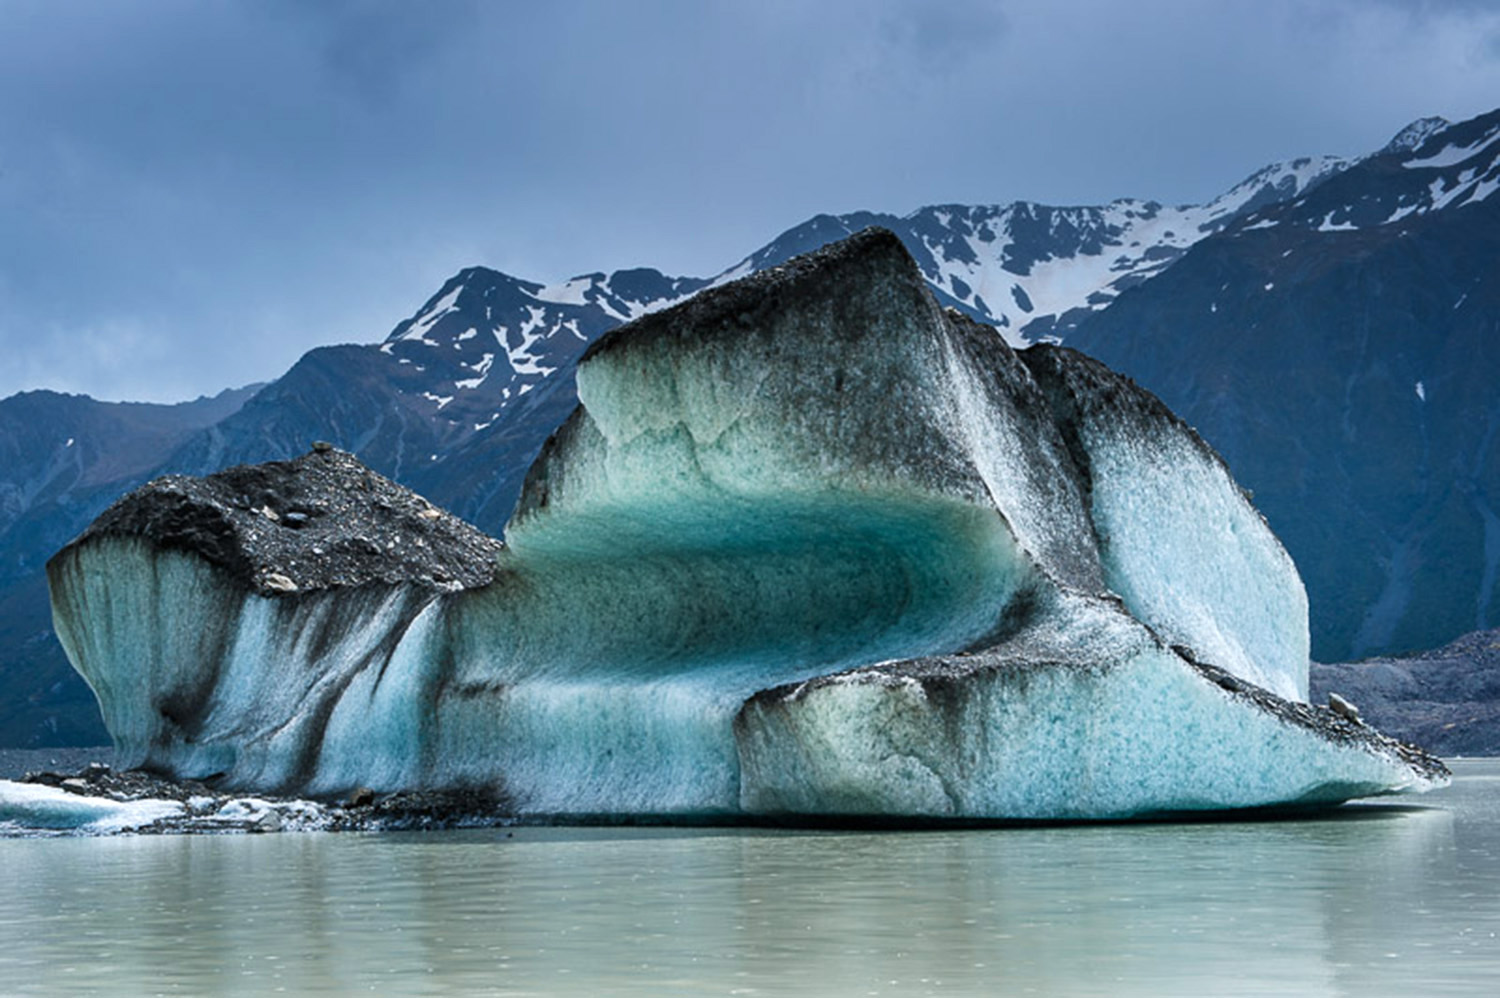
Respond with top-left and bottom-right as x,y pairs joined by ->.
47,229 -> 1446,824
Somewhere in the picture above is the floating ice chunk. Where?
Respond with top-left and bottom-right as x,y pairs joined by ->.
0,780 -> 183,833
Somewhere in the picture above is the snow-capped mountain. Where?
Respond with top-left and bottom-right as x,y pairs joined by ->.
350,138 -> 1357,520
1069,107 -> 1500,662
379,266 -> 709,438
1224,111 -> 1497,234
386,145 -> 1353,432
726,156 -> 1352,347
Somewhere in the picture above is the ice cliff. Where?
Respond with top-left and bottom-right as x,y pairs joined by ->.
47,228 -> 1447,821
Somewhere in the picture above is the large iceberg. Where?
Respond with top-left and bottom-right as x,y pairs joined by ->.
47,228 -> 1446,821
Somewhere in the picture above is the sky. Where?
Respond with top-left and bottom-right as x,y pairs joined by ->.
3,0 -> 1499,403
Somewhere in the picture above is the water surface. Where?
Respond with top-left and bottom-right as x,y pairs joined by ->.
2,761 -> 1498,996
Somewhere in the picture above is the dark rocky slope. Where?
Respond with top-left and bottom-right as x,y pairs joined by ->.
1313,629 -> 1500,756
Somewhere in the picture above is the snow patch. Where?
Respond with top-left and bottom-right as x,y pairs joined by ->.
397,285 -> 463,346
1403,127 -> 1500,169
535,276 -> 594,306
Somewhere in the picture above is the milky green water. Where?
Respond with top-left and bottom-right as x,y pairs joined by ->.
2,761 -> 1497,997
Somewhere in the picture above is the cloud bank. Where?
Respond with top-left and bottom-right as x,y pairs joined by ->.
1,0 -> 1497,401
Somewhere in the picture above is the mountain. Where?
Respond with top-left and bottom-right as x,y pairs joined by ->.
225,147 -> 1349,527
734,156 -> 1352,344
0,387 -> 261,577
0,387 -> 260,745
1311,627 -> 1500,756
1067,108 -> 1500,661
1,106 -> 1495,746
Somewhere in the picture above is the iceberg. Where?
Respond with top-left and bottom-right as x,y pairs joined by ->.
47,228 -> 1447,822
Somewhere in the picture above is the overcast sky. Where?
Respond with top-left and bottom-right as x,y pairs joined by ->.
3,0 -> 1498,403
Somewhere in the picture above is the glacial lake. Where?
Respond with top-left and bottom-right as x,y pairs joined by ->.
2,761 -> 1498,997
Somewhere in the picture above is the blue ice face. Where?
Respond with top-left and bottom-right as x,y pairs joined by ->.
47,230 -> 1425,821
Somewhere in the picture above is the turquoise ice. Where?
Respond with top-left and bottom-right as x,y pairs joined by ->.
48,229 -> 1446,820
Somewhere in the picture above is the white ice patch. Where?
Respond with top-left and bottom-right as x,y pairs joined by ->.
1383,201 -> 1424,224
709,259 -> 754,287
1205,155 -> 1350,223
422,392 -> 454,409
1401,167 -> 1500,214
1415,381 -> 1426,402
1403,127 -> 1500,169
455,353 -> 495,390
0,780 -> 183,833
535,276 -> 594,306
397,285 -> 463,346
500,308 -> 559,375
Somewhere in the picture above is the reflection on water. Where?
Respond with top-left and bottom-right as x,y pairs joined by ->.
2,762 -> 1498,997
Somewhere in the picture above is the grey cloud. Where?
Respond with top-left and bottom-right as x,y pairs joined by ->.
1,0 -> 1498,402
879,0 -> 1009,67
261,0 -> 482,107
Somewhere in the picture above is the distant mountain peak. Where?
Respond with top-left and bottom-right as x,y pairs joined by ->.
1381,116 -> 1452,155
1220,111 -> 1500,236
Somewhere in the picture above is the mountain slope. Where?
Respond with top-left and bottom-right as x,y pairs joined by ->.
0,387 -> 260,745
714,154 -> 1351,346
1068,109 -> 1500,660
258,146 -> 1353,530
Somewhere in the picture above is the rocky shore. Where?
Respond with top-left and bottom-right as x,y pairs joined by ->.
3,762 -> 510,835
